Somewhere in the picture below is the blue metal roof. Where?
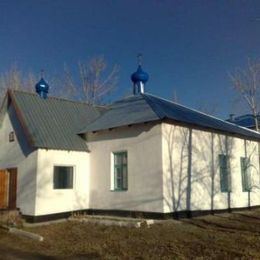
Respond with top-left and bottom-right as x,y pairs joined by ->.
79,95 -> 159,133
79,93 -> 260,141
228,114 -> 260,128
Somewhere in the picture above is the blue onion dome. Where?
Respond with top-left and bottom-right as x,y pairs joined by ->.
131,65 -> 149,84
35,78 -> 49,99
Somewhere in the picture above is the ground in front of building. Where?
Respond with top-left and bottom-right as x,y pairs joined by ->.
0,209 -> 260,259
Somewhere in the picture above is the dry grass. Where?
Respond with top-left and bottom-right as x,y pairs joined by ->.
0,210 -> 23,227
0,209 -> 260,259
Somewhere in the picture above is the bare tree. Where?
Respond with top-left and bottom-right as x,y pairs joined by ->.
0,65 -> 36,101
62,56 -> 119,104
230,58 -> 260,131
0,56 -> 119,105
230,60 -> 260,192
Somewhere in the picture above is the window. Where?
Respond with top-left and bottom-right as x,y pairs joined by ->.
113,152 -> 128,191
9,131 -> 15,142
219,154 -> 231,192
240,157 -> 251,192
53,166 -> 74,189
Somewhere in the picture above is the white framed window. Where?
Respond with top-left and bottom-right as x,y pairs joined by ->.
240,157 -> 251,192
53,166 -> 74,189
112,151 -> 128,191
219,154 -> 231,192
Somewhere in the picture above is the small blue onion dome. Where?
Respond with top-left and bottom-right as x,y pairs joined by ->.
35,78 -> 49,99
131,65 -> 149,84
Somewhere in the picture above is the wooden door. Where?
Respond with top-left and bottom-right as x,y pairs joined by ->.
0,170 -> 8,209
8,168 -> 17,209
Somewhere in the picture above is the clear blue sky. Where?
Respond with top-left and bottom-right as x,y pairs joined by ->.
0,0 -> 260,118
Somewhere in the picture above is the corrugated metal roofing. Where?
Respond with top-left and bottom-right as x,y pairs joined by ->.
79,93 -> 260,141
10,90 -> 102,151
227,114 -> 260,128
78,95 -> 159,133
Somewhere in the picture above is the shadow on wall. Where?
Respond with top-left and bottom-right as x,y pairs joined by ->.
0,106 -> 35,169
163,126 -> 189,212
8,105 -> 34,157
244,140 -> 260,207
0,105 -> 38,215
17,164 -> 38,215
163,125 -> 260,215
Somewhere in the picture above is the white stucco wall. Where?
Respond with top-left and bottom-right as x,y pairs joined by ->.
0,103 -> 90,217
162,122 -> 260,213
1,101 -> 259,218
34,149 -> 89,216
0,104 -> 37,215
87,123 -> 164,213
162,124 -> 189,212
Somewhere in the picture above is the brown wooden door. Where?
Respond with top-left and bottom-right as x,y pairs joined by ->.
0,170 -> 8,209
8,168 -> 17,209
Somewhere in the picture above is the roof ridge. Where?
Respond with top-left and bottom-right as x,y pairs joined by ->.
141,94 -> 165,119
10,89 -> 107,109
144,92 -> 215,117
235,114 -> 260,119
142,92 -> 260,136
111,94 -> 141,104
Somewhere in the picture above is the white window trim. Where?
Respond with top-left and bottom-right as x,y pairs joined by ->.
110,151 -> 128,192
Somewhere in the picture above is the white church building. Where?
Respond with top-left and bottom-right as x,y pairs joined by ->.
0,65 -> 260,222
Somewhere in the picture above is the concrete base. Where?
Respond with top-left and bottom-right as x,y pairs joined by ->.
22,205 -> 260,223
69,215 -> 156,228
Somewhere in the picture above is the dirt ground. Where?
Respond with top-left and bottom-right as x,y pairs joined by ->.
0,209 -> 260,259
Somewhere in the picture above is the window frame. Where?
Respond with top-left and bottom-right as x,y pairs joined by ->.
218,154 -> 231,193
53,165 -> 75,190
9,131 -> 15,142
112,151 -> 128,191
240,157 -> 251,192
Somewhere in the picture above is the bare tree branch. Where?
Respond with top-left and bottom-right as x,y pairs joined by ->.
62,56 -> 119,104
229,58 -> 260,131
0,65 -> 36,102
0,56 -> 119,105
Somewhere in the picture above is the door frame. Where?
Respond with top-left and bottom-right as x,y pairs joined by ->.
0,168 -> 17,209
0,170 -> 8,209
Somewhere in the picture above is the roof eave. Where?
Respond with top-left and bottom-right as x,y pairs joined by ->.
80,119 -> 162,134
7,89 -> 36,148
0,91 -> 9,127
163,118 -> 260,142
